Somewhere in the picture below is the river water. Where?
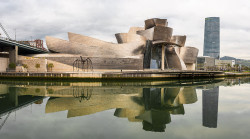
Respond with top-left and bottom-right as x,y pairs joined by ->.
0,78 -> 250,139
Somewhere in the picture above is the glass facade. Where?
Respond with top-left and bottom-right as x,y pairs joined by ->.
150,46 -> 162,69
149,46 -> 168,69
203,17 -> 220,59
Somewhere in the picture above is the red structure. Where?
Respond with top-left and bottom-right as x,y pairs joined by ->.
34,39 -> 43,49
17,39 -> 45,50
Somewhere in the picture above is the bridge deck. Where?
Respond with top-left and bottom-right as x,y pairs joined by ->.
0,37 -> 48,54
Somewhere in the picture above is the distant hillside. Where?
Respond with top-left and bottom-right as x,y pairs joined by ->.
220,56 -> 250,67
220,56 -> 237,60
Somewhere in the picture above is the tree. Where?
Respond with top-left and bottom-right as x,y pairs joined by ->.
48,63 -> 54,72
35,63 -> 40,72
23,64 -> 28,72
234,64 -> 239,72
9,63 -> 16,70
227,64 -> 231,71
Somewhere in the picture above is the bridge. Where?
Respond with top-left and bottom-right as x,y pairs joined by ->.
0,92 -> 44,131
0,89 -> 44,118
0,37 -> 48,54
0,36 -> 49,64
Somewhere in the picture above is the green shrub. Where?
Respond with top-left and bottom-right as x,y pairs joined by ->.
48,63 -> 54,72
47,88 -> 54,94
9,63 -> 16,69
23,64 -> 28,69
35,63 -> 40,72
35,88 -> 40,93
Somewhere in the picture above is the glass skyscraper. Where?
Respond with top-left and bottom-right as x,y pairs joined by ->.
203,17 -> 220,59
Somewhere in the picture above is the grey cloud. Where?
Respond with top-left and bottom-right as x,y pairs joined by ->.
0,0 -> 249,59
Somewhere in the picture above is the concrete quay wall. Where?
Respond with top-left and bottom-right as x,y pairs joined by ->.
0,70 -> 226,80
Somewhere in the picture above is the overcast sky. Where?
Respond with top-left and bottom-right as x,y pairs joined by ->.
0,0 -> 249,59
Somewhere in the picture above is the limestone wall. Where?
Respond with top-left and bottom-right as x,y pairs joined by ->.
46,59 -> 73,72
0,57 -> 9,72
31,54 -> 144,71
19,58 -> 47,72
51,57 -> 143,71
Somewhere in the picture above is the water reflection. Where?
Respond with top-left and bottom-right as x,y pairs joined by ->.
0,86 -> 43,118
44,86 -> 197,132
0,77 -> 249,133
202,86 -> 219,128
0,86 -> 43,131
126,87 -> 196,132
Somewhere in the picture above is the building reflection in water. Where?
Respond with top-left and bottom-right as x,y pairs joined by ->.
1,78 -> 249,132
43,86 -> 198,132
115,87 -> 197,132
2,81 -> 218,132
202,86 -> 219,128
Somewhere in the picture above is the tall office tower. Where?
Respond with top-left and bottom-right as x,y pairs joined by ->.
203,17 -> 220,59
202,86 -> 219,128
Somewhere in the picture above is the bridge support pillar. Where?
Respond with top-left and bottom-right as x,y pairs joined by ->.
8,87 -> 18,106
9,46 -> 18,65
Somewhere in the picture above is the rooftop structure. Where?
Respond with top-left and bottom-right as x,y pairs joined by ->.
197,57 -> 236,70
215,59 -> 235,68
197,56 -> 215,70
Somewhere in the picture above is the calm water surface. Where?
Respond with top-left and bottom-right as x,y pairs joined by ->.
0,78 -> 250,139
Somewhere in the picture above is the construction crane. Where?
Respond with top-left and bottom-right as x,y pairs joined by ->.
0,22 -> 11,40
0,112 -> 11,131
